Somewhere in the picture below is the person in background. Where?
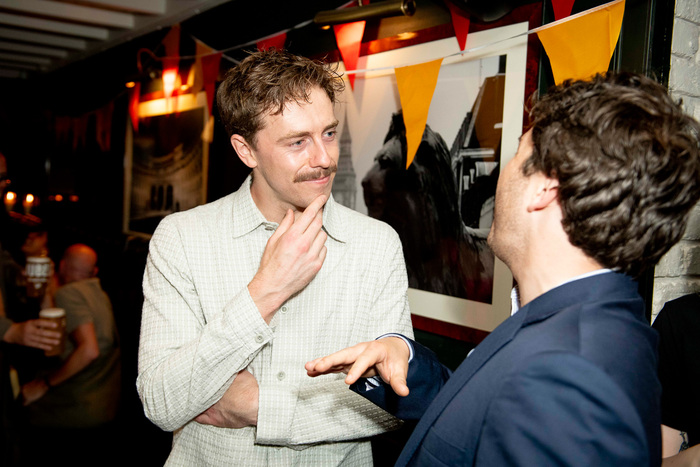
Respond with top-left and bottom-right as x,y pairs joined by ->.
0,152 -> 61,466
653,293 -> 700,466
306,72 -> 700,466
20,226 -> 57,309
137,49 -> 413,466
20,244 -> 121,467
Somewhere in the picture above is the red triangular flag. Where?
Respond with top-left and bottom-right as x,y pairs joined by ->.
552,0 -> 576,20
445,1 -> 470,51
129,82 -> 141,132
257,32 -> 287,52
333,21 -> 365,89
201,52 -> 222,116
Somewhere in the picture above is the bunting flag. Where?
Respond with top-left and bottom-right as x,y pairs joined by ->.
395,58 -> 443,168
551,0 -> 576,20
445,1 -> 470,52
537,0 -> 625,84
333,21 -> 366,89
190,39 -> 212,95
201,52 -> 222,116
257,32 -> 287,52
129,82 -> 141,132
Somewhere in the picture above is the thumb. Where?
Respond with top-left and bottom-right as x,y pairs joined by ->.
390,375 -> 410,397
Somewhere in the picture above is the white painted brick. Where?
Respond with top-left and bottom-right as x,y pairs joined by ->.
672,18 -> 699,58
684,203 -> 700,241
656,243 -> 683,277
675,0 -> 700,24
652,276 -> 700,317
670,55 -> 700,96
682,242 -> 700,274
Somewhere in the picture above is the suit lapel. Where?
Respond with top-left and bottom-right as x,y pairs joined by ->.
397,309 -> 527,465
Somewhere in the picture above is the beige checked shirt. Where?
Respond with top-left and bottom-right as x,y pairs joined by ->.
137,176 -> 414,466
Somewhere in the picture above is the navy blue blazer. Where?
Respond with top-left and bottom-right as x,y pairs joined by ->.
352,272 -> 661,466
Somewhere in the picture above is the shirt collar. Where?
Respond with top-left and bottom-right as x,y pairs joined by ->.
230,174 -> 346,243
510,268 -> 613,315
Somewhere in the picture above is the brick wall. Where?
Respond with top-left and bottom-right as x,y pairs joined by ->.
651,0 -> 700,318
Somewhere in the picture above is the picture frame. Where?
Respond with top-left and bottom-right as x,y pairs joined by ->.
334,22 -> 529,337
123,92 -> 210,237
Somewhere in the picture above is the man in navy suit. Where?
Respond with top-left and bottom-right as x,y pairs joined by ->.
306,72 -> 700,466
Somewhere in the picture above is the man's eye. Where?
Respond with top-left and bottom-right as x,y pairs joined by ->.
324,131 -> 337,138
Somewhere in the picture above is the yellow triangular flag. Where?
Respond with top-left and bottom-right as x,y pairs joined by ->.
395,58 -> 443,168
536,0 -> 625,84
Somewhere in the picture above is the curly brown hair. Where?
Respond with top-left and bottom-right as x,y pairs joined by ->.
524,72 -> 700,279
216,49 -> 344,147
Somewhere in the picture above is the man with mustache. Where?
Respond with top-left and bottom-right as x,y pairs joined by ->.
137,49 -> 413,465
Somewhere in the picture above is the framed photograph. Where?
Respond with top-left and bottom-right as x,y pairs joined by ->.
123,92 -> 209,237
333,22 -> 529,336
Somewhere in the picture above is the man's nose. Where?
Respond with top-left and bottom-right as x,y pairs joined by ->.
309,140 -> 332,168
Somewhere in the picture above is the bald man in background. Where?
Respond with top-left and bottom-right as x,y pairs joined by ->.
20,244 -> 121,467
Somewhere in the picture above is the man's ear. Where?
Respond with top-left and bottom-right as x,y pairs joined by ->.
527,176 -> 559,212
231,134 -> 257,169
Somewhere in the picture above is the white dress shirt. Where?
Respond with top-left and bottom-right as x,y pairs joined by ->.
137,176 -> 414,466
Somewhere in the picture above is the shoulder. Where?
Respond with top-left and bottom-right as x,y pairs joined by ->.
151,194 -> 236,248
480,351 -> 650,465
332,202 -> 401,243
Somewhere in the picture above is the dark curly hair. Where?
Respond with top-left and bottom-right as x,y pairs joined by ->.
523,72 -> 700,278
216,49 -> 344,147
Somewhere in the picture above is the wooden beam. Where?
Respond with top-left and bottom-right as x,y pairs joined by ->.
0,0 -> 135,28
0,51 -> 52,65
0,27 -> 87,49
57,0 -> 166,16
0,40 -> 68,57
0,12 -> 109,39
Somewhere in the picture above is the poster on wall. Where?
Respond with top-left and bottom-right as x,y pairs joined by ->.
123,92 -> 209,237
332,22 -> 529,336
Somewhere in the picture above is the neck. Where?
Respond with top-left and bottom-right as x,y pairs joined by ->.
512,245 -> 604,307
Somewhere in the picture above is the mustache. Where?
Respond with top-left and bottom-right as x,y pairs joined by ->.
294,164 -> 337,183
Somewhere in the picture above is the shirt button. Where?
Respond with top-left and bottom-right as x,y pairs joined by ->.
264,223 -> 275,231
280,306 -> 288,314
255,334 -> 264,343
277,371 -> 286,381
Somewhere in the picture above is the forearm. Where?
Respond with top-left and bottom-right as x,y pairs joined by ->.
257,375 -> 400,446
45,343 -> 96,386
137,286 -> 273,431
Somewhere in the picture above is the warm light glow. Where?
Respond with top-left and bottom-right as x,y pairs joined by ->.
23,193 -> 34,214
162,68 -> 178,98
397,32 -> 417,40
125,81 -> 136,88
54,194 -> 64,202
4,191 -> 16,212
69,195 -> 79,202
321,25 -> 331,30
179,84 -> 189,92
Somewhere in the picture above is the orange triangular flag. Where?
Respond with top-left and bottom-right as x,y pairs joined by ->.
445,1 -> 470,51
551,0 -> 576,20
395,58 -> 443,168
202,52 -> 222,116
191,40 -> 214,95
257,32 -> 287,52
162,24 -> 180,72
537,0 -> 625,84
333,21 -> 365,89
